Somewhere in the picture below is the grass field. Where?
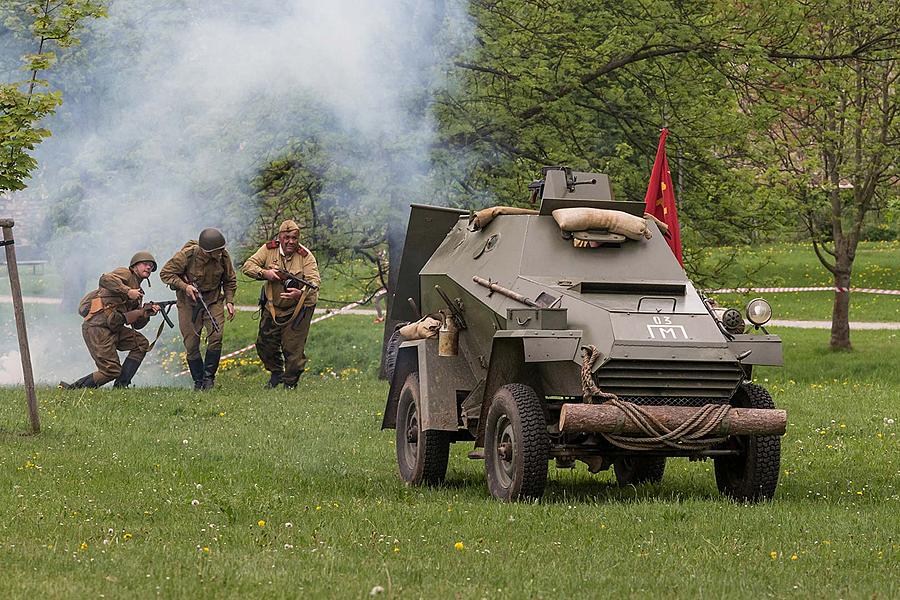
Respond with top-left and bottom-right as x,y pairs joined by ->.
0,322 -> 897,598
0,241 -> 897,597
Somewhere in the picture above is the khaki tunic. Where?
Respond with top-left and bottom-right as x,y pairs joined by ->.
241,242 -> 320,382
81,267 -> 151,385
159,242 -> 238,358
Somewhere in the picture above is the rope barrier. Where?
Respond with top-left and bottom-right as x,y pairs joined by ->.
706,286 -> 900,295
173,289 -> 386,377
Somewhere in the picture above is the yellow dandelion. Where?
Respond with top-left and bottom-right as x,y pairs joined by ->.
257,520 -> 266,527
790,554 -> 798,561
770,551 -> 778,560
202,547 -> 210,553
454,542 -> 465,551
393,547 -> 400,553
123,533 -> 132,540
80,542 -> 88,550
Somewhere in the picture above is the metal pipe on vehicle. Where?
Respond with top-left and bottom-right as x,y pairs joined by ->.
472,276 -> 539,307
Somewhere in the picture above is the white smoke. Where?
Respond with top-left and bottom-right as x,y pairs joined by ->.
1,0 -> 471,384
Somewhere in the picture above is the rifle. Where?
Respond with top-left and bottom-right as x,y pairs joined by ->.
182,275 -> 221,334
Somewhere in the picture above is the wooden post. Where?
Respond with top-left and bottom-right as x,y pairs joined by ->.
1,218 -> 40,434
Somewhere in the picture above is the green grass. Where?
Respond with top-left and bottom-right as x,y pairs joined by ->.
0,326 -> 897,597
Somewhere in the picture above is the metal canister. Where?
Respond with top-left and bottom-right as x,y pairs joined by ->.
438,315 -> 459,356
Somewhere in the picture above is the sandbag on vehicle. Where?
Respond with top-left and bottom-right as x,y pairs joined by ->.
552,207 -> 651,240
469,206 -> 539,231
398,315 -> 442,340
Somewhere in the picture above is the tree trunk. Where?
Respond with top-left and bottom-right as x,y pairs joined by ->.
830,268 -> 852,351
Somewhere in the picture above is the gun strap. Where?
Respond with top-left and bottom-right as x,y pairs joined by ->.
148,317 -> 167,351
264,280 -> 307,327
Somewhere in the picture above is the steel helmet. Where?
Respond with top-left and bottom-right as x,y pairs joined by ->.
199,228 -> 227,252
129,251 -> 157,272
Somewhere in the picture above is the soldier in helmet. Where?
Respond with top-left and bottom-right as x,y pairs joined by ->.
241,219 -> 320,389
60,252 -> 162,389
159,228 -> 238,390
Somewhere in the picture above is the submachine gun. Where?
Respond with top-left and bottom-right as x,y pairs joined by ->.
274,268 -> 319,307
146,300 -> 177,328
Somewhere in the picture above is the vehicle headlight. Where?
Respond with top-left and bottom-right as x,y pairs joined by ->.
745,298 -> 772,326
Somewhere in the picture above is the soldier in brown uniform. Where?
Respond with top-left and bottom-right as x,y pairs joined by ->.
60,252 -> 162,389
159,228 -> 237,390
241,220 -> 320,388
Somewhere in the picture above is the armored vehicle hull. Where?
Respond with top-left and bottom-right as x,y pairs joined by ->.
382,167 -> 785,502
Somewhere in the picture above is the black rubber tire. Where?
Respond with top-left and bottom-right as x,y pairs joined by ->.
384,326 -> 406,383
484,384 -> 550,501
613,456 -> 666,486
714,382 -> 781,502
395,373 -> 450,486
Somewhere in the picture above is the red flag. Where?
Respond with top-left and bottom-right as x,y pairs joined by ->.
643,128 -> 683,265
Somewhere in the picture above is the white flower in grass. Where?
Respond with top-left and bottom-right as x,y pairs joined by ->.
191,499 -> 200,506
370,586 -> 385,596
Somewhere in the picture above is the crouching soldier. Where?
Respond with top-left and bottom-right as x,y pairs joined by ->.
60,252 -> 161,389
159,228 -> 237,390
241,220 -> 320,389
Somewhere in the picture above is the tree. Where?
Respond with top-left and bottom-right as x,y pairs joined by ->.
0,0 -> 106,192
740,0 -> 899,350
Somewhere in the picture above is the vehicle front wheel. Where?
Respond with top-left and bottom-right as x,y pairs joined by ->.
484,383 -> 549,501
614,456 -> 666,486
714,383 -> 781,502
396,373 -> 450,485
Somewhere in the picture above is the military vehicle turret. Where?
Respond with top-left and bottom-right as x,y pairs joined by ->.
382,166 -> 785,502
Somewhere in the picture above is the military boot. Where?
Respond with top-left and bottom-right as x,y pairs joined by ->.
113,358 -> 142,388
201,349 -> 221,391
59,373 -> 99,389
264,371 -> 283,389
187,357 -> 205,391
282,370 -> 303,390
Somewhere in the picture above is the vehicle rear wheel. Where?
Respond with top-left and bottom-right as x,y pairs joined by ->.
396,373 -> 450,485
614,456 -> 666,486
714,382 -> 781,502
484,384 -> 549,501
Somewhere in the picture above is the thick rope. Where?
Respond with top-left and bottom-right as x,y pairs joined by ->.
580,345 -> 618,403
579,344 -> 731,451
600,399 -> 730,451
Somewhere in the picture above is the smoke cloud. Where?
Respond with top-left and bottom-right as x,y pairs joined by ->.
0,0 -> 470,384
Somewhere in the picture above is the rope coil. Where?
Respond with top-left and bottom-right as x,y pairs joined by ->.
579,344 -> 731,451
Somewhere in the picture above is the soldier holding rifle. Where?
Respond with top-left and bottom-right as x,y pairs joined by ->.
241,219 -> 320,389
60,252 -> 162,389
160,228 -> 237,390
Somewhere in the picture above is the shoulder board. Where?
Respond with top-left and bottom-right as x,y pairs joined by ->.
266,240 -> 279,249
298,244 -> 308,257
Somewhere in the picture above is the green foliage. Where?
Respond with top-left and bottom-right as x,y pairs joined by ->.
0,0 -> 105,192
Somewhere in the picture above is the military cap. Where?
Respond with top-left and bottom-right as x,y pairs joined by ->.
278,220 -> 300,234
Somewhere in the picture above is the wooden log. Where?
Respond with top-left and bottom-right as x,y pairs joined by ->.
2,222 -> 40,434
559,403 -> 786,436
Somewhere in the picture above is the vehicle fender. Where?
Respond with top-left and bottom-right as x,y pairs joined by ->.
381,338 -> 476,432
381,341 -> 421,430
474,336 -> 546,447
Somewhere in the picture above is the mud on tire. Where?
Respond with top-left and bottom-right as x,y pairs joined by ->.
714,382 -> 781,502
384,325 -> 406,383
395,373 -> 450,485
484,383 -> 550,501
